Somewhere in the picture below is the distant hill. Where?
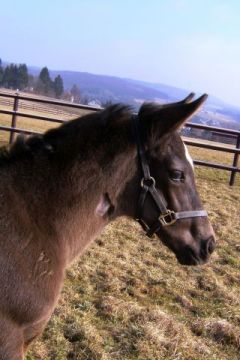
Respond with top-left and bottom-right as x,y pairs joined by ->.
49,71 -> 171,105
19,64 -> 240,130
2,58 -> 239,131
46,69 -> 240,129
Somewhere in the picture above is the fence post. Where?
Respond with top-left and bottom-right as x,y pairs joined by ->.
229,132 -> 240,186
9,91 -> 19,144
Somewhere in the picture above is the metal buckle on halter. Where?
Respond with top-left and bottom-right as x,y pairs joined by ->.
141,176 -> 156,188
159,210 -> 177,226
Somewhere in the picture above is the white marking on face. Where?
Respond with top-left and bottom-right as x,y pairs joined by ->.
183,143 -> 194,169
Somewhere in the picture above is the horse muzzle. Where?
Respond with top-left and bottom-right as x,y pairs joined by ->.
176,236 -> 216,266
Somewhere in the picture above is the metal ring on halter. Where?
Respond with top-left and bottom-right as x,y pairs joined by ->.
141,176 -> 156,188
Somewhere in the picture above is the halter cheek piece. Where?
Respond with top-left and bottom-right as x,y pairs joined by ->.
133,115 -> 208,238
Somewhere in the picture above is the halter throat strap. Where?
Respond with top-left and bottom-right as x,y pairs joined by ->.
132,114 -> 208,237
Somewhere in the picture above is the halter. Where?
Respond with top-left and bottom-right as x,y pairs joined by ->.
133,115 -> 208,238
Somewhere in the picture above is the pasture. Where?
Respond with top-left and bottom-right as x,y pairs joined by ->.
0,101 -> 239,360
26,158 -> 240,360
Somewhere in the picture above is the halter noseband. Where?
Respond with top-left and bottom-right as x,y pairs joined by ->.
133,115 -> 208,237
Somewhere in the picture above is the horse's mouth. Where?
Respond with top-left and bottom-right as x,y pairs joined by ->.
155,230 -> 215,266
175,247 -> 209,266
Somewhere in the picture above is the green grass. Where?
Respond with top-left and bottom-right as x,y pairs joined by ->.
0,100 -> 240,359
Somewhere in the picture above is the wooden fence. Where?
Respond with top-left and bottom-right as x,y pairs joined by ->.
0,91 -> 239,185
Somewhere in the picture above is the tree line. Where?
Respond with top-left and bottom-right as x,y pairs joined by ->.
0,59 -> 64,98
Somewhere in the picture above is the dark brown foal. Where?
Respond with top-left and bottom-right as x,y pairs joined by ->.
0,94 -> 215,358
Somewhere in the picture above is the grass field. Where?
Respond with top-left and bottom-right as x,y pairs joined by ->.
25,158 -> 240,360
0,100 -> 240,359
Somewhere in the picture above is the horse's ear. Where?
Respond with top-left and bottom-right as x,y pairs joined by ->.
160,92 -> 195,109
139,94 -> 208,141
180,92 -> 196,104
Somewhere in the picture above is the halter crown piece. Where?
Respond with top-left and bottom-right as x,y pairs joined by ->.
132,114 -> 208,237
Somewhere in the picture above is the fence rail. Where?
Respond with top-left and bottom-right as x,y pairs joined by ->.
0,91 -> 239,185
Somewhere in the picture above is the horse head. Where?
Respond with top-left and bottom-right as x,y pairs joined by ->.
119,94 -> 216,265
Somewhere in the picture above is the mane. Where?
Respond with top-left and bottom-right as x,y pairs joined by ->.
44,103 -> 133,142
0,104 -> 133,166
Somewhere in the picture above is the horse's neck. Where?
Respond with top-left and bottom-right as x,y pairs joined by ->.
9,143 -> 136,265
58,149 -> 136,263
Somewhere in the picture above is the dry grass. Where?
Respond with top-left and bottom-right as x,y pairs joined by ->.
26,149 -> 239,360
0,101 -> 239,359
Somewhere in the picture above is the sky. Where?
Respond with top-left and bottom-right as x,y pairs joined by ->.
1,0 -> 240,106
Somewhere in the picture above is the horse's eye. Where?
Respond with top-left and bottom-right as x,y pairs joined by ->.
169,170 -> 184,182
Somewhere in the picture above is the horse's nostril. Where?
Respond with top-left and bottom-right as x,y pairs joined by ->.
200,236 -> 216,258
207,236 -> 216,254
